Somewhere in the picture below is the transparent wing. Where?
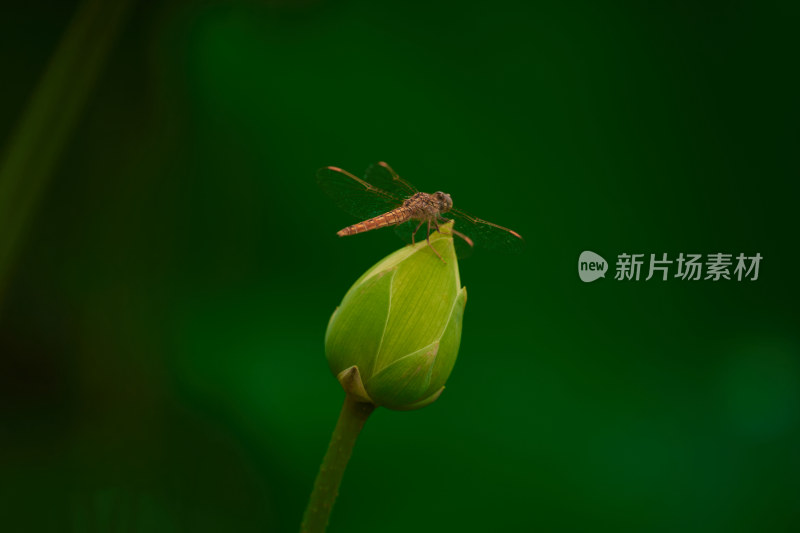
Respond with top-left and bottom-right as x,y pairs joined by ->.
451,229 -> 477,259
393,220 -> 419,244
364,161 -> 418,198
446,207 -> 525,254
317,166 -> 404,220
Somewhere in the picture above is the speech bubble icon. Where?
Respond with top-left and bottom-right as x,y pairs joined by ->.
578,251 -> 608,282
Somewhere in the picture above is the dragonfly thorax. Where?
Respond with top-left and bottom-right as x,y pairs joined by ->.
403,191 -> 453,220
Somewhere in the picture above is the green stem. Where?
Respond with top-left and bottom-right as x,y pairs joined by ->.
300,394 -> 376,533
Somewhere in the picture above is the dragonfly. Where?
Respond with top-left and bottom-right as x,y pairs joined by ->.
317,162 -> 524,260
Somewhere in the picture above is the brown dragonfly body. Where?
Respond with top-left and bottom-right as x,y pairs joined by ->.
337,191 -> 451,237
318,162 -> 524,260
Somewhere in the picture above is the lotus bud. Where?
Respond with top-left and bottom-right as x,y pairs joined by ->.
325,221 -> 467,410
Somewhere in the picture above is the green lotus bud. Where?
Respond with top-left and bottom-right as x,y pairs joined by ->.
325,221 -> 467,411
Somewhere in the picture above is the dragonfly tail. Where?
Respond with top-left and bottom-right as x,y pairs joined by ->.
337,208 -> 411,236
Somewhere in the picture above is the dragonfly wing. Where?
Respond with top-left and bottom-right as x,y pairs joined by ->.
451,229 -> 476,259
365,161 -> 418,197
393,219 -> 418,244
317,166 -> 403,220
446,207 -> 525,254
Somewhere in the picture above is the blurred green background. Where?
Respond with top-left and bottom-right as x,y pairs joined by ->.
2,1 -> 798,531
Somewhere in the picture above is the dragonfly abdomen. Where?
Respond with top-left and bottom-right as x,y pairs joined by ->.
337,207 -> 412,237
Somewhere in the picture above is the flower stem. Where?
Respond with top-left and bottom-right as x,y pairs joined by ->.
300,394 -> 376,533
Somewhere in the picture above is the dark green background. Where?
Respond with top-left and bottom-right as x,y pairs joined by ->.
2,1 -> 798,531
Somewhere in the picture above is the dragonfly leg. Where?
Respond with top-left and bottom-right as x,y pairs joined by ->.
411,219 -> 425,245
426,219 -> 445,263
438,216 -> 474,248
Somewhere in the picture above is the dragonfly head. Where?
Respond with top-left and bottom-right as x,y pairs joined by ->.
434,191 -> 453,213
